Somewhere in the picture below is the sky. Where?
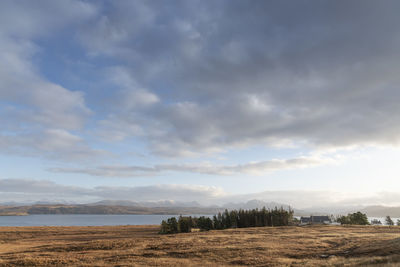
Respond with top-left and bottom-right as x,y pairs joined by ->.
1,0 -> 400,208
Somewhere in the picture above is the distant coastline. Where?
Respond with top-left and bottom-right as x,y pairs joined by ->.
2,202 -> 400,217
0,204 -> 220,216
0,213 -> 28,216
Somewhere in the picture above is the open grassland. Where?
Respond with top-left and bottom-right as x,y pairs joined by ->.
1,225 -> 400,266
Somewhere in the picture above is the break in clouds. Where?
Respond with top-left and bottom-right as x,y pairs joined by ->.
1,0 -> 400,174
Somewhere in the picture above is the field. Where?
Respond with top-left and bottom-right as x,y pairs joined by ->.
1,225 -> 400,266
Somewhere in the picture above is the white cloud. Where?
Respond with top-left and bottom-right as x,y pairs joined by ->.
106,67 -> 160,109
0,179 -> 225,203
48,155 -> 328,177
0,0 -> 98,160
0,128 -> 105,160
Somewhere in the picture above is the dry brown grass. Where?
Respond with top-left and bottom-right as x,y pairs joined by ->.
1,225 -> 400,266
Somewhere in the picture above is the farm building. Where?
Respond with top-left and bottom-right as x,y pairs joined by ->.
300,216 -> 331,225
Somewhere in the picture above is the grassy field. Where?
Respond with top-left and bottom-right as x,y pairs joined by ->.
1,225 -> 400,266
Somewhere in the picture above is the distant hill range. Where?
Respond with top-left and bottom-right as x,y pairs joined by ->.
223,199 -> 292,210
0,199 -> 292,216
359,205 -> 400,217
0,204 -> 221,216
1,200 -> 399,217
90,200 -> 205,208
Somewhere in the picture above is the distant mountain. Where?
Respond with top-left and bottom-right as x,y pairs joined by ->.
88,199 -> 293,211
0,204 -> 221,216
0,201 -> 26,206
299,205 -> 364,216
223,199 -> 292,210
0,199 -> 296,216
4,199 -> 397,217
0,200 -> 79,206
359,205 -> 400,217
88,200 -> 140,207
90,200 -> 202,208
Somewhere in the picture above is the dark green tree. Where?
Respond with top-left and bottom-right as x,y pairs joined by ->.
213,214 -> 223,230
337,212 -> 369,225
197,216 -> 213,231
178,216 -> 192,233
159,217 -> 179,234
385,215 -> 394,226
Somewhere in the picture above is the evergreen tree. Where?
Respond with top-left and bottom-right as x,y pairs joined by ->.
159,217 -> 179,234
213,215 -> 223,230
159,206 -> 294,234
197,216 -> 213,231
159,220 -> 170,234
167,217 -> 178,233
385,215 -> 394,226
337,212 -> 369,225
178,216 -> 192,233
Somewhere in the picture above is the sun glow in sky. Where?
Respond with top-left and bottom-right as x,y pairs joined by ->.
1,0 -> 400,208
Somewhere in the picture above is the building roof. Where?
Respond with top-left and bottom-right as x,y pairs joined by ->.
300,217 -> 311,223
300,215 -> 331,223
310,216 -> 331,223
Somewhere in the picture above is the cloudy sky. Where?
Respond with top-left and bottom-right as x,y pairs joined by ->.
1,0 -> 400,208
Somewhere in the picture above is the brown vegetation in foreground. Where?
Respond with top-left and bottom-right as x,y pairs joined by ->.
1,225 -> 400,266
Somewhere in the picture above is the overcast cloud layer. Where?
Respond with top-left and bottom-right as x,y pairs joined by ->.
85,0 -> 400,156
2,1 -> 400,160
1,1 -> 400,204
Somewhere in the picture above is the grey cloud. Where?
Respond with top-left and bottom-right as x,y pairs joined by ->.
49,156 -> 326,177
0,0 -> 97,38
82,1 -> 400,156
3,0 -> 400,162
0,0 -> 98,160
0,179 -> 225,203
0,179 -> 91,195
0,1 -> 94,130
92,184 -> 225,202
0,129 -> 106,161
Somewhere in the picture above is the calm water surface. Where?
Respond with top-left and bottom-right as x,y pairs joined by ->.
1,215 -> 398,227
0,214 -> 210,227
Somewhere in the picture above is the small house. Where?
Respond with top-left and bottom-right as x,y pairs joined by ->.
300,215 -> 331,225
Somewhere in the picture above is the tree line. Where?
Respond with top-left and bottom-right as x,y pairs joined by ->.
336,212 -> 400,226
371,216 -> 400,226
336,212 -> 370,225
159,207 -> 294,234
